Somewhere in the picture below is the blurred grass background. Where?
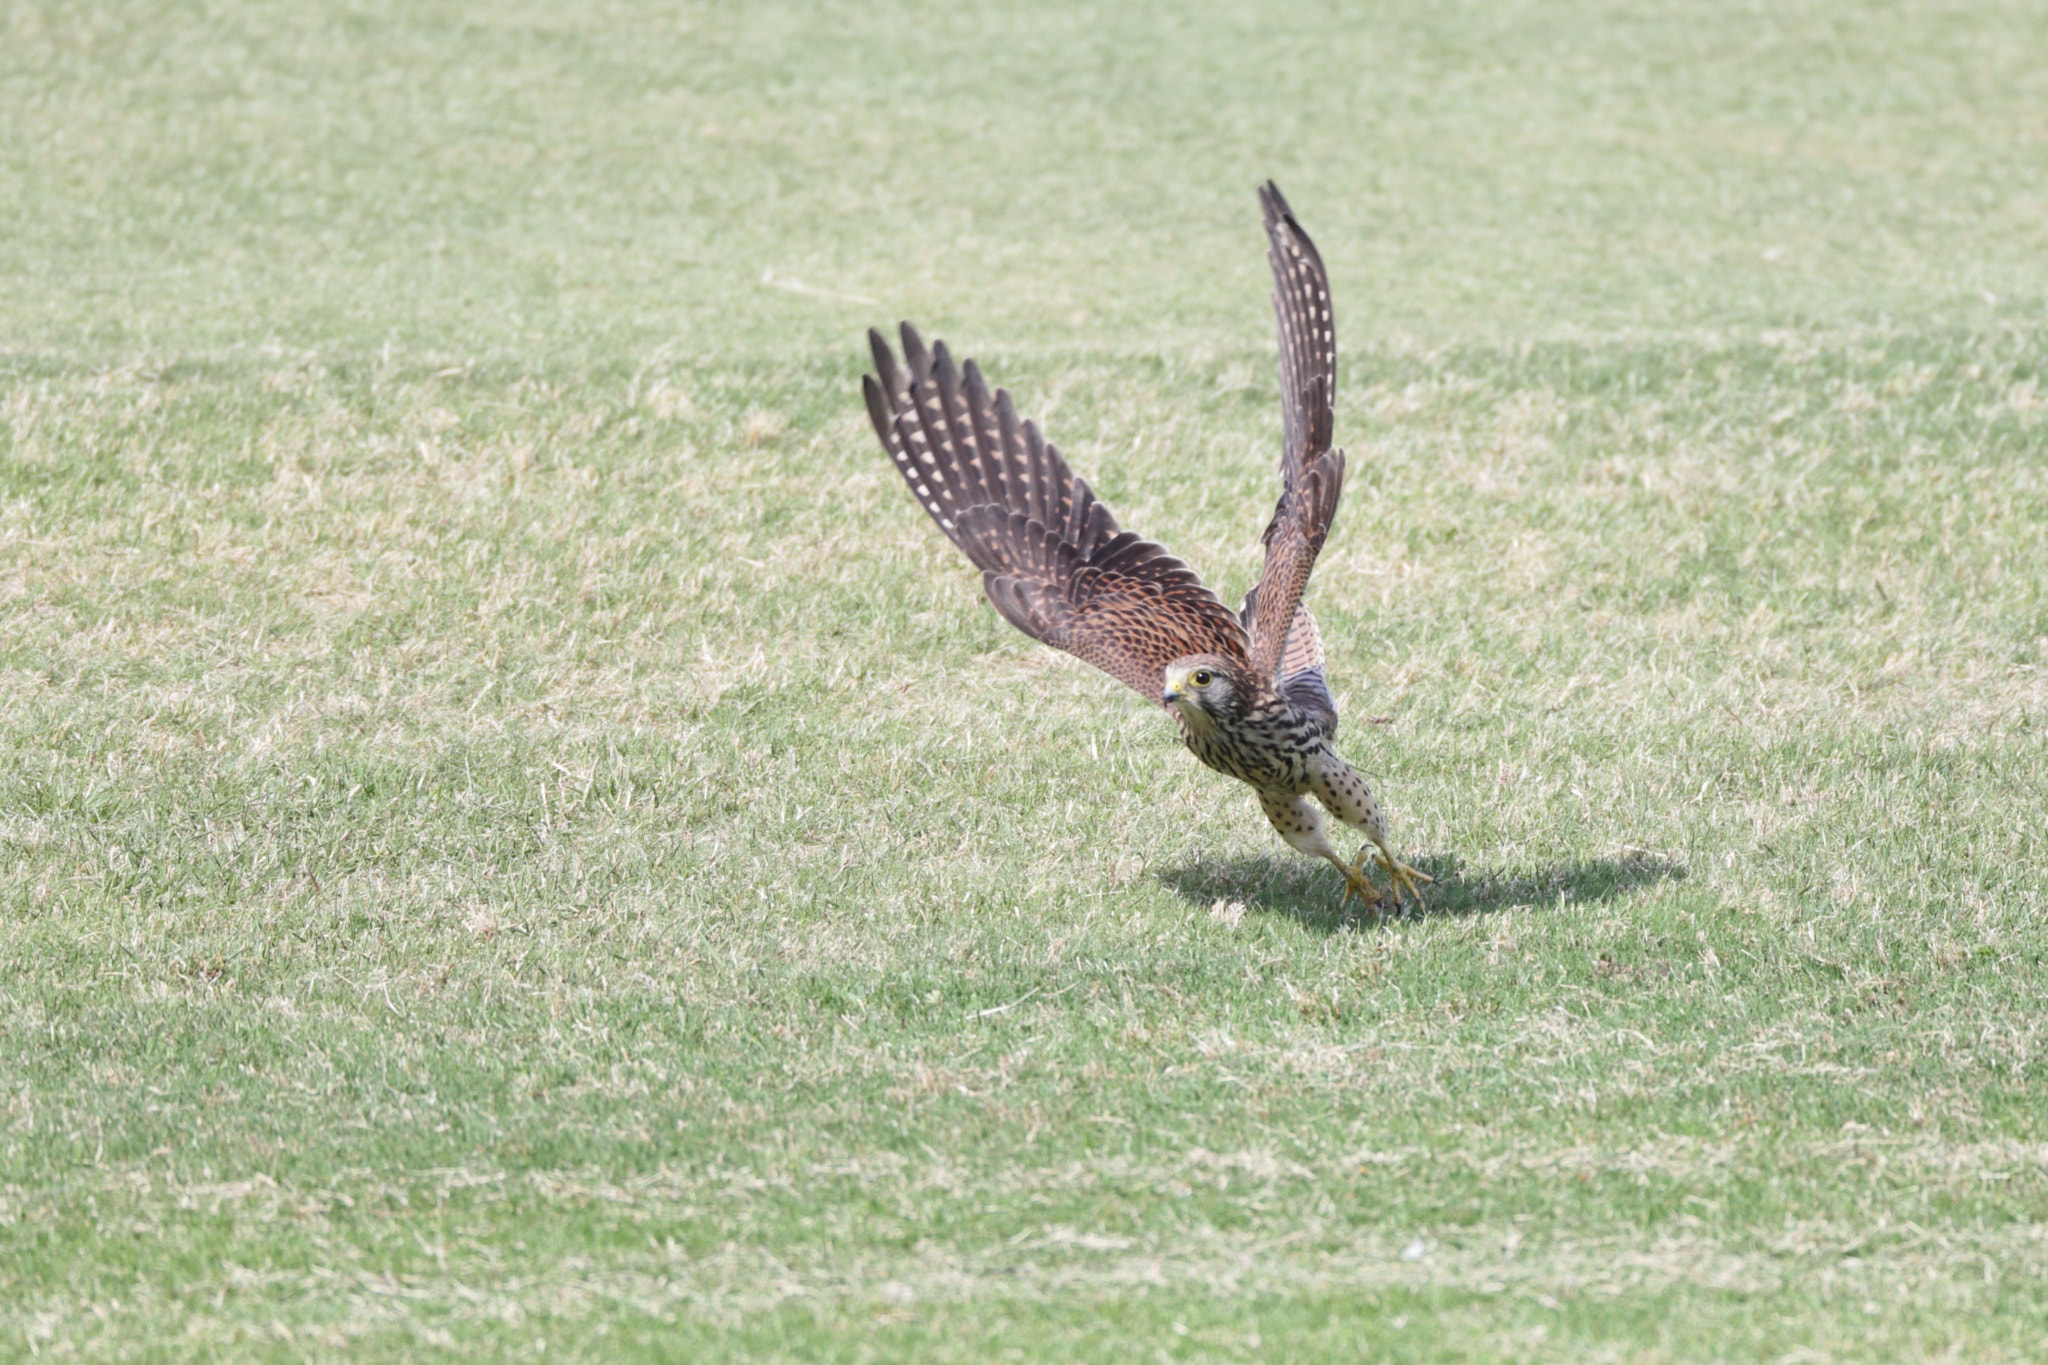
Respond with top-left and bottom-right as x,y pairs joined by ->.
7,0 -> 2046,360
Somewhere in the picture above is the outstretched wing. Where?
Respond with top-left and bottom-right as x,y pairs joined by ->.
1246,180 -> 1347,687
1241,587 -> 1337,730
864,323 -> 1250,702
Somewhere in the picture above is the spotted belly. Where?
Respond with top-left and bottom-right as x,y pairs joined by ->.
1177,707 -> 1331,791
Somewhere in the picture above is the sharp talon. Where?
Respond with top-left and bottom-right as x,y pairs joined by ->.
1336,850 -> 1379,909
1366,848 -> 1432,913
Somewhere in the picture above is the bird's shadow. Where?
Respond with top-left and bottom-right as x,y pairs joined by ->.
1156,850 -> 1685,933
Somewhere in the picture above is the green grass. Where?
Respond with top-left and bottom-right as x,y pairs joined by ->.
4,1 -> 2047,1360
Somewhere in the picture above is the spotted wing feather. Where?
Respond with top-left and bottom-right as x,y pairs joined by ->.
1247,181 -> 1347,687
865,324 -> 1250,701
863,325 -> 1108,565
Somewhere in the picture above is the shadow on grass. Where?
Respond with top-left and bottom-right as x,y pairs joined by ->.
1156,850 -> 1685,933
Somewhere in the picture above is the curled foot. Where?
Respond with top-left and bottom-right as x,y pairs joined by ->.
1372,847 -> 1433,912
1336,857 -> 1382,908
1338,846 -> 1433,914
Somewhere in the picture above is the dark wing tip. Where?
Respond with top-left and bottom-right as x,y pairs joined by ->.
899,321 -> 929,373
861,372 -> 894,440
1261,183 -> 1323,274
868,326 -> 897,380
1260,180 -> 1296,228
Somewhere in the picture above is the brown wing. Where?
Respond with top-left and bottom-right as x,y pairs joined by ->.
864,323 -> 1250,702
1247,180 -> 1347,687
1240,588 -> 1337,729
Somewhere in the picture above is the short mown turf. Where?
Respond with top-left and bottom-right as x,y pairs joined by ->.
3,2 -> 2045,1360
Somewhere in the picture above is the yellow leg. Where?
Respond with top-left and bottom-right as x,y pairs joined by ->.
1333,851 -> 1381,908
1369,845 -> 1433,911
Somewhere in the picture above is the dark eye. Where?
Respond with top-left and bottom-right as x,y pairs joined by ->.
1191,669 -> 1213,687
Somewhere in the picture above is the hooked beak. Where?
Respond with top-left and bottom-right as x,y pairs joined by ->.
1161,680 -> 1183,707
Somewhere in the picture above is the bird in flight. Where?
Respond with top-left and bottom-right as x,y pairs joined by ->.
861,182 -> 1429,909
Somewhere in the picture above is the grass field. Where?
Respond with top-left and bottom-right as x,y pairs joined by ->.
4,1 -> 2047,1360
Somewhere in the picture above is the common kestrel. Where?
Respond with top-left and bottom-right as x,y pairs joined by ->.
861,182 -> 1428,908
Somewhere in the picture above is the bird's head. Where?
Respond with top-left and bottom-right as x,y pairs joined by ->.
1161,655 -> 1248,730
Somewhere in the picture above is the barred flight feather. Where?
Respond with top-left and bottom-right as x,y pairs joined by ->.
1247,180 -> 1348,686
868,324 -> 1248,702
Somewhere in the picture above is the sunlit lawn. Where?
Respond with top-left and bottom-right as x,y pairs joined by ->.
3,1 -> 2046,1360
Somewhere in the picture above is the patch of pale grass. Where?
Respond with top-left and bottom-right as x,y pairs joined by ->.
2,276 -> 2045,1365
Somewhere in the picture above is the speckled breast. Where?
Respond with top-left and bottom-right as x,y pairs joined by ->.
1176,703 -> 1331,792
